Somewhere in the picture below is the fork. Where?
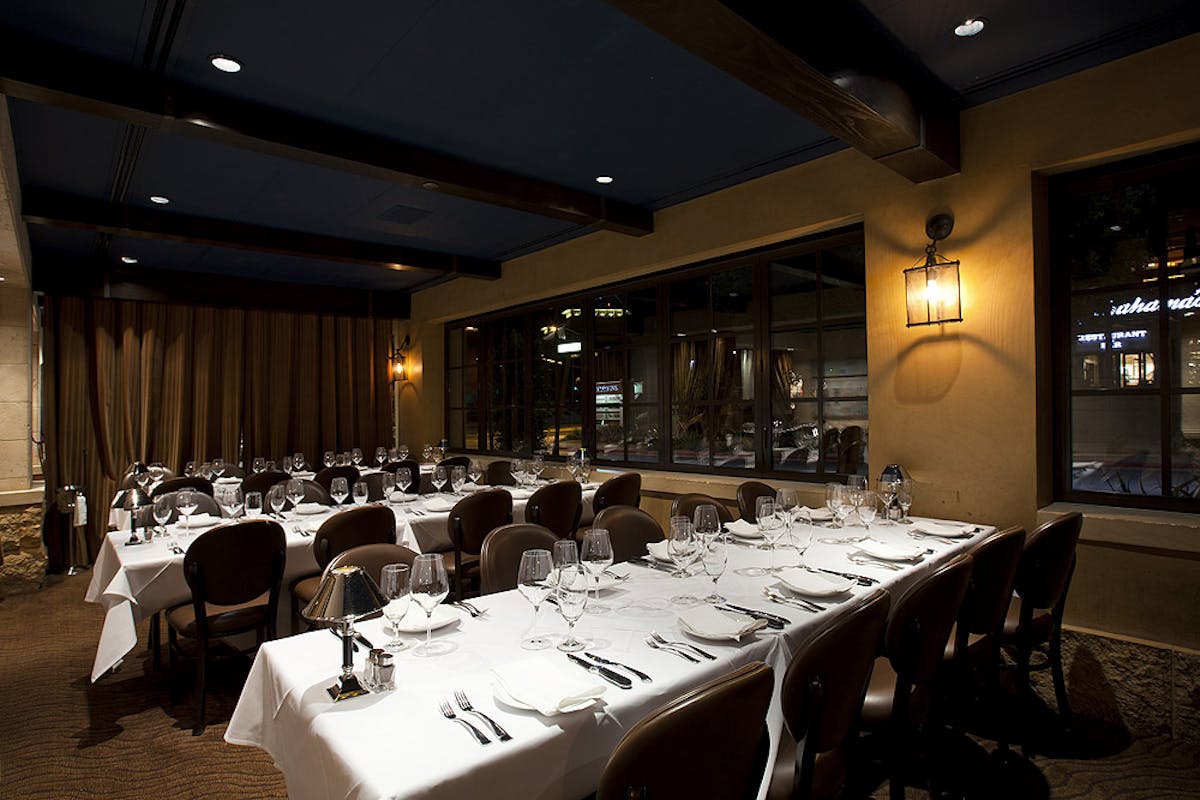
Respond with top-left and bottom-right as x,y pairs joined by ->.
602,569 -> 630,581
438,699 -> 491,744
454,690 -> 511,741
762,587 -> 823,613
847,554 -> 902,571
454,600 -> 485,617
644,635 -> 699,662
907,530 -> 956,545
649,631 -> 716,660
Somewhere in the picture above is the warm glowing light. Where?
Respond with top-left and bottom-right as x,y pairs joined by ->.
954,18 -> 985,37
210,54 -> 243,73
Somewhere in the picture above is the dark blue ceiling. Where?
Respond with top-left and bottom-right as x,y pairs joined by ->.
4,0 -> 1198,294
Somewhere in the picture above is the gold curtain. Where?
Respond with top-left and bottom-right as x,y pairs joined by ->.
41,296 -> 392,568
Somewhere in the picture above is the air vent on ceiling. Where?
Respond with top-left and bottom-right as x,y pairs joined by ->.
377,204 -> 432,225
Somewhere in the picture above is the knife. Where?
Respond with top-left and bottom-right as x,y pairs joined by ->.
809,566 -> 878,586
632,557 -> 675,573
718,604 -> 788,629
583,651 -> 652,683
567,653 -> 633,689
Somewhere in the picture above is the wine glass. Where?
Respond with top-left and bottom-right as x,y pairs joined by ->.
432,466 -> 448,493
580,529 -> 613,610
268,484 -> 287,518
387,447 -> 398,463
438,440 -> 448,461
792,509 -> 814,568
693,504 -> 721,543
761,507 -> 789,573
375,446 -> 388,469
511,459 -> 527,487
148,462 -> 166,488
351,447 -> 364,467
323,450 -> 336,468
396,467 -> 413,498
217,485 -> 242,518
877,480 -> 899,523
330,476 -> 349,506
422,444 -> 434,463
667,517 -> 701,606
566,454 -> 581,481
134,466 -> 151,492
468,461 -> 483,486
776,487 -> 799,545
278,457 -> 291,476
451,466 -> 466,495
244,491 -> 264,518
351,480 -> 370,506
380,563 -> 412,652
517,549 -> 553,650
554,564 -> 590,652
824,483 -> 847,528
293,452 -> 306,472
153,493 -> 173,542
176,488 -> 198,531
183,460 -> 196,477
286,478 -> 305,514
199,462 -> 214,481
212,457 -> 226,479
701,533 -> 728,604
252,457 -> 266,474
858,491 -> 878,534
897,479 -> 914,524
553,539 -> 578,585
410,554 -> 452,657
381,472 -> 396,503
531,454 -> 545,482
398,444 -> 410,461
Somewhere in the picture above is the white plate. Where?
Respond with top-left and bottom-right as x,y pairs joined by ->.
294,503 -> 330,515
856,539 -> 925,562
492,682 -> 597,714
677,608 -> 761,641
423,499 -> 456,513
775,568 -> 854,597
392,603 -> 461,633
912,521 -> 975,538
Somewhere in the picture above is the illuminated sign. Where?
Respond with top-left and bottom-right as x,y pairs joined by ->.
1076,329 -> 1150,352
557,341 -> 582,354
1109,288 -> 1200,316
596,381 -> 622,394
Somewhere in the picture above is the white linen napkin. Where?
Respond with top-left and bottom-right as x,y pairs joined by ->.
214,477 -> 241,485
177,513 -> 219,529
423,497 -> 456,513
677,605 -> 767,640
725,519 -> 762,538
293,502 -> 328,515
776,568 -> 854,596
911,521 -> 975,538
579,482 -> 601,491
646,540 -> 671,561
491,657 -> 606,716
856,539 -> 925,561
800,505 -> 833,521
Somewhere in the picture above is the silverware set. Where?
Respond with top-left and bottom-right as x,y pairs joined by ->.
716,603 -> 787,629
438,699 -> 492,744
646,631 -> 715,661
453,689 -> 511,741
451,600 -> 485,617
762,587 -> 825,613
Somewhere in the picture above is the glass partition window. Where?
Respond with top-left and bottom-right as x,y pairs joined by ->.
444,225 -> 867,481
1053,145 -> 1200,508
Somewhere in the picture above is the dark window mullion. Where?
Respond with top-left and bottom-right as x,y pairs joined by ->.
814,250 -> 828,476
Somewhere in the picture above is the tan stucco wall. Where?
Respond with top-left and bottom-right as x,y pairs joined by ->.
405,35 -> 1200,646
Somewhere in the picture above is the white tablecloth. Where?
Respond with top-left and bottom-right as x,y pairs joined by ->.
225,517 -> 992,800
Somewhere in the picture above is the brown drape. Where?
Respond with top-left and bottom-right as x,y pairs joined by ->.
42,296 -> 392,569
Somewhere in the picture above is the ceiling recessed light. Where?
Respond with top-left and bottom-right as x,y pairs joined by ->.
421,181 -> 440,191
1109,224 -> 1123,232
209,54 -> 242,73
120,256 -> 138,264
150,195 -> 170,204
954,18 -> 986,37
595,175 -> 614,184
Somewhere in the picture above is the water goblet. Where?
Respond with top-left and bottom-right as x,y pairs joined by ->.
252,457 -> 266,474
410,554 -> 453,657
323,450 -> 335,468
858,491 -> 878,534
268,484 -> 287,518
380,563 -> 412,652
580,529 -> 613,611
555,564 -> 590,652
517,549 -> 553,650
468,461 -> 483,486
775,488 -> 799,545
897,479 -> 914,524
285,479 -> 305,514
381,472 -> 396,504
244,491 -> 264,518
701,534 -> 728,604
176,488 -> 198,532
351,447 -> 364,467
217,485 -> 242,519
153,494 -> 173,543
375,446 -> 388,469
432,466 -> 448,493
396,467 -> 413,498
553,538 -> 579,571
398,444 -> 410,461
451,466 -> 467,495
330,476 -> 349,506
791,509 -> 814,567
351,480 -> 369,506
668,518 -> 702,606
877,480 -> 899,523
693,504 -> 721,541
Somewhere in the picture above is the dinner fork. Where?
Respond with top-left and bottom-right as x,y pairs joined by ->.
454,690 -> 511,741
453,600 -> 485,617
438,699 -> 491,744
649,631 -> 716,660
847,554 -> 902,571
644,635 -> 699,663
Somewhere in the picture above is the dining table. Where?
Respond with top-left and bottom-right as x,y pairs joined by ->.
224,515 -> 994,800
85,481 -> 597,683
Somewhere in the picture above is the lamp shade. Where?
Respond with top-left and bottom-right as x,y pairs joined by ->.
302,565 -> 386,624
112,486 -> 151,510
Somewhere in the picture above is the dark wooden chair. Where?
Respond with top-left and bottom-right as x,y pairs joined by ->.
151,475 -> 213,498
166,519 -> 285,735
598,662 -> 775,800
484,460 -> 515,486
479,523 -> 558,595
136,491 -> 220,526
525,480 -> 583,539
447,489 -> 513,600
737,481 -> 776,522
386,459 -> 423,494
671,493 -> 734,525
241,470 -> 289,498
313,465 -> 361,493
593,472 -> 641,513
326,542 -> 420,585
592,505 -> 663,564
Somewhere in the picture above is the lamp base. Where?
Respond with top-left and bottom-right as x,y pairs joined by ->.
326,673 -> 370,702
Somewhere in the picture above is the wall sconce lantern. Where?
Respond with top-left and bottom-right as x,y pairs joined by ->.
390,335 -> 411,383
905,212 -> 962,327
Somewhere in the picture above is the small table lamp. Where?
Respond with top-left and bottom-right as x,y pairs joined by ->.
112,486 -> 151,546
302,565 -> 386,701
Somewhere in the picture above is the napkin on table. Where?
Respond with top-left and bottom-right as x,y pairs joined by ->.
724,519 -> 760,538
646,540 -> 671,561
911,521 -> 975,538
293,502 -> 329,515
423,498 -> 456,513
677,605 -> 767,640
491,657 -> 606,716
177,513 -> 218,529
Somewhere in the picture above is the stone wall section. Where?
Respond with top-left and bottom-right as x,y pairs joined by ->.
0,503 -> 45,597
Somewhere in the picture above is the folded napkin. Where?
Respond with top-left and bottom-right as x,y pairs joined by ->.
491,657 -> 606,716
177,513 -> 219,529
214,477 -> 241,485
290,471 -> 316,479
580,482 -> 601,491
677,605 -> 767,641
423,498 -> 456,513
510,488 -> 535,499
725,519 -> 762,538
646,540 -> 672,561
776,568 -> 854,596
856,539 -> 925,561
800,505 -> 833,521
293,502 -> 328,515
912,521 -> 975,538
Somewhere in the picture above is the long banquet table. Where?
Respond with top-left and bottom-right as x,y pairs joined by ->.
224,517 -> 993,800
85,484 -> 596,682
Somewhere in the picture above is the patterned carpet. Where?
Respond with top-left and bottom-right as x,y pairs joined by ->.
0,574 -> 1197,800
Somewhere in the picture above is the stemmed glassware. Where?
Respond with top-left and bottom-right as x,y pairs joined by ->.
351,447 -> 364,467
153,494 -> 173,543
268,484 -> 287,518
381,472 -> 396,503
410,554 -> 453,657
846,475 -> 867,521
278,457 -> 291,475
531,454 -> 545,483
323,451 -> 336,468
199,462 -> 214,481
667,517 -> 702,606
451,466 -> 467,495
375,446 -> 388,469
212,458 -> 226,479
858,491 -> 878,534
511,459 -> 528,487
252,457 -> 266,474
398,444 -> 410,461
775,488 -> 799,548
176,488 -> 198,531
566,454 -> 580,481
293,453 -> 306,473
351,480 -> 370,506
467,461 -> 483,486
217,485 -> 242,519
380,563 -> 412,652
184,461 -> 196,478
286,479 -> 305,514
422,444 -> 434,463
701,533 -> 728,604
580,529 -> 613,611
330,477 -> 349,506
148,463 -> 166,487
396,468 -> 413,500
896,479 -> 914,524
553,539 -> 578,573
824,483 -> 844,528
517,549 -> 553,650
792,509 -> 814,568
432,466 -> 448,493
877,479 -> 899,523
244,491 -> 264,518
554,564 -> 590,652
753,498 -> 784,574
693,504 -> 721,541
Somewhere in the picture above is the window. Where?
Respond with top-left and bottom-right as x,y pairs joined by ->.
445,226 -> 868,480
1051,144 -> 1200,508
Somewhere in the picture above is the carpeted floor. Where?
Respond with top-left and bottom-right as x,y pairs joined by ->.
1,573 -> 1197,800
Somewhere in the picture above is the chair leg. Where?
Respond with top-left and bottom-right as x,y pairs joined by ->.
1050,627 -> 1072,726
291,593 -> 301,636
192,644 -> 207,736
149,612 -> 162,671
889,687 -> 911,800
1015,638 -> 1034,758
167,627 -> 179,704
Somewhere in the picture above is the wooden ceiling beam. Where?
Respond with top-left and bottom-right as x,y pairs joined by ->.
21,189 -> 501,280
602,0 -> 959,182
0,31 -> 654,236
